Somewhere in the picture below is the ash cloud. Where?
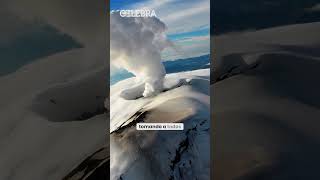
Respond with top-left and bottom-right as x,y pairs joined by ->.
110,12 -> 172,97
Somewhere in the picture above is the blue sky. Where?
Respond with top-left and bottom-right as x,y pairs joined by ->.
110,0 -> 210,60
111,0 -> 145,9
167,28 -> 209,41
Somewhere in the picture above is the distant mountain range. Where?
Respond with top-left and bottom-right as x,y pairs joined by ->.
111,54 -> 211,85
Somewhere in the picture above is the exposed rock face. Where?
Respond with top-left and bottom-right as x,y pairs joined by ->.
63,148 -> 109,180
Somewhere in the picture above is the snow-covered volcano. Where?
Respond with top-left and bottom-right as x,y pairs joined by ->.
110,69 -> 210,180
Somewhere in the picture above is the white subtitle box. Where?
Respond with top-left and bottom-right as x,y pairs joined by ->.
136,123 -> 184,131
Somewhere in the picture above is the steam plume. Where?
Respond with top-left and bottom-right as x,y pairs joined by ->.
110,12 -> 172,97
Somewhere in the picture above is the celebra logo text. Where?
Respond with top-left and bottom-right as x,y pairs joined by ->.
119,9 -> 157,17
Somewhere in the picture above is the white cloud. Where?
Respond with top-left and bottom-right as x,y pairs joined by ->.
110,12 -> 173,96
125,0 -> 211,60
129,0 -> 210,60
161,1 -> 209,24
131,0 -> 210,34
176,35 -> 210,43
134,0 -> 177,10
162,35 -> 210,60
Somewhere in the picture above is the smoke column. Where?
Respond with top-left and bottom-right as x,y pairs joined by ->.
110,12 -> 172,98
